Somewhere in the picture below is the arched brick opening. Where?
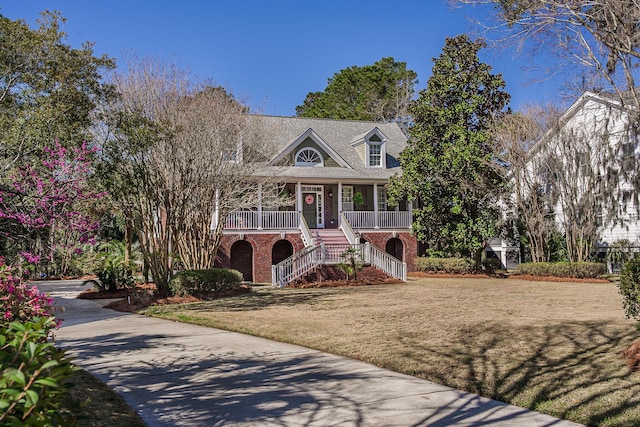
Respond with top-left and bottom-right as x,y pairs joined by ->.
385,237 -> 404,261
271,239 -> 294,265
231,240 -> 253,282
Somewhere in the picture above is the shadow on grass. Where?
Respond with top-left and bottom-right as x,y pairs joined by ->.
166,286 -> 387,312
394,320 -> 640,427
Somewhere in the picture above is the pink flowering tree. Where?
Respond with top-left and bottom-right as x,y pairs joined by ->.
0,142 -> 105,276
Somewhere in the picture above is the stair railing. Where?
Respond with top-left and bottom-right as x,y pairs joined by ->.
339,212 -> 359,244
365,242 -> 407,281
271,244 -> 322,287
299,213 -> 314,247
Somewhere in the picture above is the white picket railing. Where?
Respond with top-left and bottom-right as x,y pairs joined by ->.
226,210 -> 299,230
342,210 -> 412,229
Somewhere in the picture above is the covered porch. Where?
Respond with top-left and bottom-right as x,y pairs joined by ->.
224,182 -> 412,231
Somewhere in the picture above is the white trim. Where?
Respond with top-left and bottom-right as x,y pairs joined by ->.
295,147 -> 324,167
301,185 -> 324,228
268,128 -> 352,168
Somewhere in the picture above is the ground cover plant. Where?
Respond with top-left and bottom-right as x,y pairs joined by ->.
143,277 -> 640,427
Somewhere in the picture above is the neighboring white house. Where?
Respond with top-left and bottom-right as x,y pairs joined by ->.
487,90 -> 640,268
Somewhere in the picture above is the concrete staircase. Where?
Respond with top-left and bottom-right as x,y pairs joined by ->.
312,229 -> 350,246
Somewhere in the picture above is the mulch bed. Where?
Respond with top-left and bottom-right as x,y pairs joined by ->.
77,283 -> 251,312
508,274 -> 611,283
408,271 -> 494,279
288,277 -> 403,288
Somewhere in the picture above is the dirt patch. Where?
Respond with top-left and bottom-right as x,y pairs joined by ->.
509,274 -> 611,283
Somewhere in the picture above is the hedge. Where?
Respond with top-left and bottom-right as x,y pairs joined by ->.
617,258 -> 640,321
515,262 -> 606,278
169,269 -> 244,298
415,257 -> 476,274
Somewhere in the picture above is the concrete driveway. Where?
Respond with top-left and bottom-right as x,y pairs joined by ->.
36,280 -> 584,427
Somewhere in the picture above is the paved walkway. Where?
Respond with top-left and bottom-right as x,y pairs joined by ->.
40,280 -> 584,427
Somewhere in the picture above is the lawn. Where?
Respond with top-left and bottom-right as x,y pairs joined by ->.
143,276 -> 640,427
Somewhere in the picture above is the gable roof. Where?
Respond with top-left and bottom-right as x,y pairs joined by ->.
250,115 -> 407,182
267,127 -> 352,168
527,90 -> 632,159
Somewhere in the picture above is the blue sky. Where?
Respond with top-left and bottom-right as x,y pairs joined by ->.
1,0 -> 557,116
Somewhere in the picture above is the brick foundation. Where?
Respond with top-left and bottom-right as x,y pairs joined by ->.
359,231 -> 417,272
218,232 -> 305,283
218,230 -> 417,283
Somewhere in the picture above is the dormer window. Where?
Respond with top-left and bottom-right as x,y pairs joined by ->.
295,147 -> 323,167
368,144 -> 382,167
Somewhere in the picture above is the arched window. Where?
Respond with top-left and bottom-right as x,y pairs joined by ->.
295,147 -> 323,167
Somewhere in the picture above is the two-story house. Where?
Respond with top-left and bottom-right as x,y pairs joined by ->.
213,115 -> 417,285
486,90 -> 640,267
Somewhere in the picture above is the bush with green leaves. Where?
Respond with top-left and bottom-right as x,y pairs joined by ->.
482,257 -> 502,272
0,317 -> 76,425
515,261 -> 606,278
415,257 -> 476,274
617,257 -> 640,322
94,240 -> 135,292
169,269 -> 244,298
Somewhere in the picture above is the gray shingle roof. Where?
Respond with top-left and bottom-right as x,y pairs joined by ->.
249,115 -> 406,182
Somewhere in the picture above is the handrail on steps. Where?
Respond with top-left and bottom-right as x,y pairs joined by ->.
271,241 -> 407,287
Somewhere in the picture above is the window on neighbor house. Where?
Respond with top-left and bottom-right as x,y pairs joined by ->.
622,141 -> 636,171
342,186 -> 354,211
368,144 -> 382,167
295,147 -> 323,167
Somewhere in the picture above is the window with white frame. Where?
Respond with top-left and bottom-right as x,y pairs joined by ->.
368,144 -> 382,167
295,147 -> 323,167
377,187 -> 387,211
342,186 -> 354,211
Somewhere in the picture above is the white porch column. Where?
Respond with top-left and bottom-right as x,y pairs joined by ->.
257,183 -> 263,230
296,182 -> 302,214
373,183 -> 379,229
337,182 -> 343,226
211,188 -> 220,231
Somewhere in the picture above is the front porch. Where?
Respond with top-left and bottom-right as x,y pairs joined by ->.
223,182 -> 413,232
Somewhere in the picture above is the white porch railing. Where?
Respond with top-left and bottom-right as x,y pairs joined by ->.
342,211 -> 412,229
226,210 -> 299,230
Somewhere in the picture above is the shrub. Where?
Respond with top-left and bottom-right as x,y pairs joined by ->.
482,257 -> 502,272
415,257 -> 476,274
94,240 -> 135,292
169,269 -> 243,298
515,261 -> 606,278
618,257 -> 640,322
0,317 -> 75,426
0,261 -> 58,330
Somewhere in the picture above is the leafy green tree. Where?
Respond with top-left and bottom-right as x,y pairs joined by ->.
0,11 -> 115,170
388,35 -> 510,264
296,57 -> 417,131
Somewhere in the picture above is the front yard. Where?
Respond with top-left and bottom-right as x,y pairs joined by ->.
143,277 -> 640,427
